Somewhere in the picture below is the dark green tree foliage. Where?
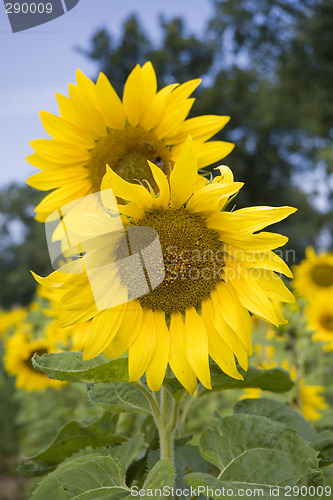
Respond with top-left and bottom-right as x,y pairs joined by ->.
207,0 -> 333,245
0,184 -> 52,308
82,14 -> 214,91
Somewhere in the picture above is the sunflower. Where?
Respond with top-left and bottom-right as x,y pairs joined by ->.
0,307 -> 27,338
238,388 -> 263,400
299,382 -> 328,421
33,137 -> 296,394
293,247 -> 333,301
305,297 -> 333,349
4,331 -> 64,391
27,62 -> 234,222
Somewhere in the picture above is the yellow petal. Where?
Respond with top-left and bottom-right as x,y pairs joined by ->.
146,311 -> 170,391
221,232 -> 289,252
185,308 -> 211,389
39,111 -> 95,147
147,160 -> 170,208
196,141 -> 235,168
141,83 -> 179,130
34,183 -> 91,221
170,136 -> 197,208
26,152 -> 84,172
96,73 -> 126,129
169,312 -> 197,394
129,308 -> 156,380
156,99 -> 195,139
202,297 -> 243,379
213,165 -> 234,183
83,304 -> 126,360
254,270 -> 295,304
122,64 -> 145,127
186,182 -> 243,213
103,300 -> 142,358
222,247 -> 293,278
165,115 -> 230,145
141,61 -> 158,111
102,165 -> 153,208
215,282 -> 252,353
76,69 -> 98,98
167,79 -> 201,103
67,83 -> 107,138
30,139 -> 91,163
27,167 -> 87,190
210,289 -> 249,370
225,261 -> 279,325
269,299 -> 288,325
208,206 -> 297,235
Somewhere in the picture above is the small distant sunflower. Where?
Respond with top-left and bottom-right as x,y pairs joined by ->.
0,308 -> 27,338
293,247 -> 333,300
238,388 -> 263,400
305,297 -> 333,349
299,382 -> 328,421
27,62 -> 233,221
4,332 -> 64,391
33,137 -> 296,394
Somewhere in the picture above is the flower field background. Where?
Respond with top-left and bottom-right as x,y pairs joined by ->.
0,1 -> 333,498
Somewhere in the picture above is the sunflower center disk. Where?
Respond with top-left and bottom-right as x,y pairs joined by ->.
134,208 -> 225,315
311,264 -> 333,288
87,127 -> 171,192
24,349 -> 48,372
321,314 -> 333,332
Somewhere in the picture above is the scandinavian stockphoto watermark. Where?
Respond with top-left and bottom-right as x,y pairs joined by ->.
3,0 -> 80,33
45,188 -> 166,311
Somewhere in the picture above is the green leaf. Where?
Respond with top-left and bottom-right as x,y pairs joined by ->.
110,434 -> 145,471
88,383 -> 152,414
185,414 -> 319,499
209,363 -> 294,393
31,454 -> 130,499
17,459 -> 56,477
164,364 -> 294,398
32,352 -> 128,383
139,460 -> 175,499
23,412 -> 123,465
235,398 -> 333,466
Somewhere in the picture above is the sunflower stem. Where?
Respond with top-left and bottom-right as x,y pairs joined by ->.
158,386 -> 177,464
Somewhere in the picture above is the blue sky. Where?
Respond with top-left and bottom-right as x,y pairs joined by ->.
0,0 -> 213,187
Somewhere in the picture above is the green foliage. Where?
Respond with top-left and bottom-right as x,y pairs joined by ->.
235,397 -> 333,467
185,414 -> 320,498
22,412 -> 121,465
0,183 -> 51,308
82,14 -> 213,92
209,363 -> 294,393
0,352 -> 18,462
31,455 -> 130,499
31,455 -> 174,500
32,352 -> 129,383
164,362 -> 294,398
88,383 -> 152,414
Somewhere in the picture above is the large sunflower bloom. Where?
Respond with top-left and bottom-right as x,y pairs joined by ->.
33,137 -> 296,394
293,247 -> 333,301
27,62 -> 233,222
4,332 -> 64,391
